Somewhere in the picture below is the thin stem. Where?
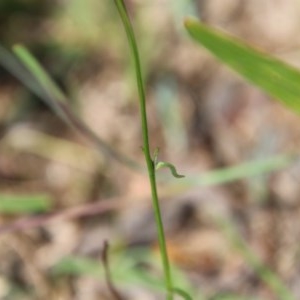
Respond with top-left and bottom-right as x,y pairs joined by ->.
114,1 -> 173,299
101,241 -> 124,300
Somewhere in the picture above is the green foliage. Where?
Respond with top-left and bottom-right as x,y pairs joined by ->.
184,18 -> 300,114
0,44 -> 140,170
181,154 -> 296,187
52,249 -> 198,298
0,5 -> 298,300
0,194 -> 52,214
113,0 -> 174,298
13,45 -> 67,105
184,18 -> 299,300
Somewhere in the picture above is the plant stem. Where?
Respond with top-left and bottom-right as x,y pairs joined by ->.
114,1 -> 173,299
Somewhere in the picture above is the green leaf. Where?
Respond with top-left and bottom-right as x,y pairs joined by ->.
53,249 -> 200,298
13,45 -> 67,104
184,18 -> 300,114
0,44 -> 141,171
0,45 -> 49,102
12,45 -> 73,124
53,256 -> 104,278
0,194 -> 52,214
189,154 -> 295,186
53,254 -> 165,291
155,161 -> 185,178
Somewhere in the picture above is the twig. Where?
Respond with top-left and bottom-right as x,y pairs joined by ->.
101,241 -> 124,300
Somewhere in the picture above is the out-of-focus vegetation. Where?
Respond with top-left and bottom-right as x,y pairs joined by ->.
1,1 -> 300,299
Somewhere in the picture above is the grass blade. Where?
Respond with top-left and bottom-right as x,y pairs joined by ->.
13,45 -> 67,104
0,45 -> 50,102
190,154 -> 296,186
184,18 -> 300,114
0,44 -> 141,171
218,219 -> 296,300
0,194 -> 52,214
53,249 -> 199,298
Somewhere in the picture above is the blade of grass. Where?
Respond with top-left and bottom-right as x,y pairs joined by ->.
52,255 -> 164,292
53,248 -> 199,298
0,46 -> 293,183
184,18 -> 300,114
0,198 -> 120,235
218,218 -> 296,300
163,154 -> 296,194
0,44 -> 141,171
13,45 -> 67,104
183,153 -> 296,187
13,45 -> 141,170
0,45 -> 51,104
0,194 -> 52,214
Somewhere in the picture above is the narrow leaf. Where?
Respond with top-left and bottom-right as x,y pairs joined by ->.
218,218 -> 296,300
0,194 -> 52,214
0,45 -> 49,102
180,154 -> 296,187
13,45 -> 67,104
0,44 -> 141,171
184,18 -> 300,114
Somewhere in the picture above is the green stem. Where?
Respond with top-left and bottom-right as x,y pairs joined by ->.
113,1 -> 173,299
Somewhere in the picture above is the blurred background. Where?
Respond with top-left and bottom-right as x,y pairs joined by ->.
1,0 -> 300,299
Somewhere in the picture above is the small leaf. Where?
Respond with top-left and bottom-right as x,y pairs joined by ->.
184,18 -> 300,114
155,161 -> 185,178
153,147 -> 159,165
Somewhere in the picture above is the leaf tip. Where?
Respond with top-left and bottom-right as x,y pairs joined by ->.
155,161 -> 185,179
183,17 -> 198,29
12,43 -> 23,52
12,44 -> 27,57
